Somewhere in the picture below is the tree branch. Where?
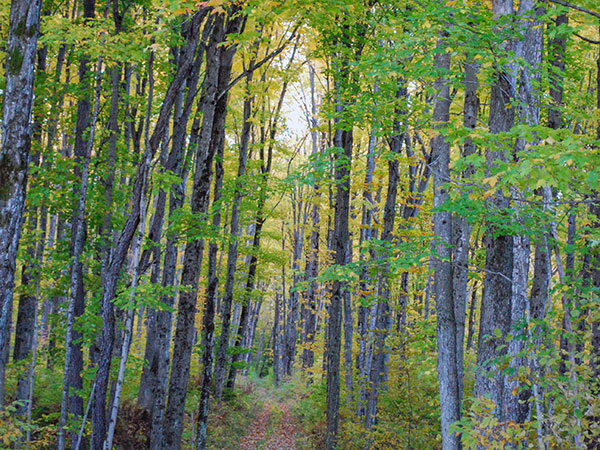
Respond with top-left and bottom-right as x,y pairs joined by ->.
549,0 -> 600,20
217,23 -> 301,101
575,32 -> 600,45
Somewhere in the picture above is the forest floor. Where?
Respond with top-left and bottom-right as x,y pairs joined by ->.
205,373 -> 325,449
237,381 -> 300,450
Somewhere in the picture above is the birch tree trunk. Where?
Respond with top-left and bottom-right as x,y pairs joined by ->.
0,0 -> 42,407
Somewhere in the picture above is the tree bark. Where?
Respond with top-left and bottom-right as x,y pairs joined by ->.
13,44 -> 47,420
211,28 -> 256,397
226,56 -> 262,390
194,87 -> 227,450
325,115 -> 353,450
585,27 -> 600,450
282,191 -> 307,377
148,117 -> 198,450
139,17 -> 207,412
162,9 -> 243,448
356,128 -> 377,418
92,9 -> 208,447
504,0 -> 543,426
0,0 -> 42,407
431,29 -> 461,449
365,85 -> 404,431
57,0 -> 101,436
474,0 -> 517,420
450,56 -> 479,407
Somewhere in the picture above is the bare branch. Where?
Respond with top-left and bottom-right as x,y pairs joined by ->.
218,23 -> 302,101
549,0 -> 600,20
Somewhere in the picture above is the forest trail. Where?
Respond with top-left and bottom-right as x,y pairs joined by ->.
238,383 -> 299,450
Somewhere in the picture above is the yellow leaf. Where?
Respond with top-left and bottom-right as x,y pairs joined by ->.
483,175 -> 498,188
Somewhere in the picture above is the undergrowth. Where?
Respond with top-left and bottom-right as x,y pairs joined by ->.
206,379 -> 262,450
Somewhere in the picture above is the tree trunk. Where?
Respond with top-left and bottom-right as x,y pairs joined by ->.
226,61 -> 260,390
194,92 -> 227,450
431,28 -> 461,450
504,0 -> 543,426
148,118 -> 197,450
274,291 -> 282,388
103,157 -> 150,450
474,0 -> 517,421
585,28 -> 600,450
0,0 -> 42,407
92,9 -> 208,446
365,86 -> 404,431
325,120 -> 353,450
139,18 -> 206,411
13,43 -> 47,419
283,195 -> 307,377
58,2 -> 101,436
162,10 -> 242,448
450,56 -> 479,407
356,128 -> 377,418
212,32 -> 255,397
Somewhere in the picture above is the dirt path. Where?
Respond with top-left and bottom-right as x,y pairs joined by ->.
239,386 -> 298,450
239,404 -> 272,450
262,403 -> 298,450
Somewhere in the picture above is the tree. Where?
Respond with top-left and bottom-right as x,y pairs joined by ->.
0,0 -> 42,408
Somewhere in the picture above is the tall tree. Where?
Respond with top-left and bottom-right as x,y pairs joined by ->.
325,23 -> 356,449
162,7 -> 243,448
91,8 -> 209,448
58,2 -> 97,447
0,0 -> 42,407
473,0 -> 518,419
431,22 -> 462,450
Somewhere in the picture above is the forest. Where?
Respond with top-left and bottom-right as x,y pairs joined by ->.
0,0 -> 599,449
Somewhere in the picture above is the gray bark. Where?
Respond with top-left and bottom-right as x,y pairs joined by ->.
326,118 -> 353,450
103,151 -> 151,450
504,0 -> 543,425
450,57 -> 479,406
92,9 -> 209,447
283,191 -> 307,376
585,28 -> 600,450
194,92 -> 226,450
211,34 -> 255,397
58,1 -> 102,435
474,0 -> 517,419
13,44 -> 47,420
148,117 -> 197,450
302,64 -> 321,375
226,54 -> 263,389
162,9 -> 242,448
139,17 -> 207,411
274,291 -> 282,388
365,85 -> 405,431
66,5 -> 98,445
0,0 -> 42,407
431,30 -> 461,450
356,128 -> 377,418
